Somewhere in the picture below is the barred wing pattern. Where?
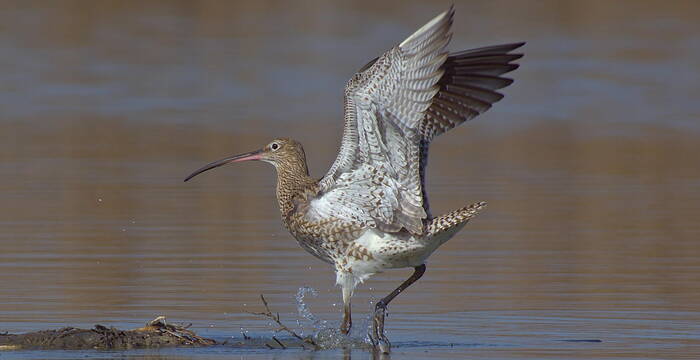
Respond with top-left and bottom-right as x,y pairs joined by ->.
310,7 -> 522,236
309,8 -> 454,236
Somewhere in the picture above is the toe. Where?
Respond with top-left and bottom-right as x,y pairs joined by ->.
378,338 -> 391,354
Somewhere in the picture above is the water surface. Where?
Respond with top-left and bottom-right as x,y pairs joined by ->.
1,1 -> 699,359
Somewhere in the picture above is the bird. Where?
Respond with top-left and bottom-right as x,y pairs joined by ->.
184,6 -> 522,354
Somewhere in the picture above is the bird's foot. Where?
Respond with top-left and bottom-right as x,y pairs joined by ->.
340,304 -> 352,335
376,337 -> 391,355
369,301 -> 391,354
369,328 -> 391,354
340,322 -> 351,335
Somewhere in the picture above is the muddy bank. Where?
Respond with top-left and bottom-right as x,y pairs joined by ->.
0,316 -> 216,350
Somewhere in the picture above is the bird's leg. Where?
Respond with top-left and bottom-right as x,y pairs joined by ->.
370,264 -> 426,354
340,282 -> 352,335
340,300 -> 352,335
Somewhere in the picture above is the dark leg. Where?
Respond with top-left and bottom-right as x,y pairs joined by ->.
339,279 -> 353,335
370,264 -> 426,354
340,300 -> 352,334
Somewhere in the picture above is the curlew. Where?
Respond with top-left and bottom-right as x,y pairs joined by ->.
185,7 -> 523,353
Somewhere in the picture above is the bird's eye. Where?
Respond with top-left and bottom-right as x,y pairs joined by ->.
271,142 -> 280,151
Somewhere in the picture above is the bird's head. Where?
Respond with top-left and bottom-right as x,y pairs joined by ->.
184,138 -> 307,182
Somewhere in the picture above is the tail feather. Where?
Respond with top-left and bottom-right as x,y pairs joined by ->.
426,201 -> 486,239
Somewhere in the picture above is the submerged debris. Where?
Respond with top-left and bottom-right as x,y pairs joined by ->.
0,316 -> 216,350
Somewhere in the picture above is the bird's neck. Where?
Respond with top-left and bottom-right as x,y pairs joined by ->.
273,158 -> 317,216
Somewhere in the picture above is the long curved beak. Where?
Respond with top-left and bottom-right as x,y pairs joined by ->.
184,149 -> 263,182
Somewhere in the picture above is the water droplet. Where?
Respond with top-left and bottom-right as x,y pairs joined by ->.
296,286 -> 319,324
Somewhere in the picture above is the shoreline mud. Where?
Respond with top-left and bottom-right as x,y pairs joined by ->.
0,316 -> 217,351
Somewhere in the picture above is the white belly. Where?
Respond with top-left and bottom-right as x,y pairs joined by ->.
334,227 -> 462,296
342,227 -> 455,275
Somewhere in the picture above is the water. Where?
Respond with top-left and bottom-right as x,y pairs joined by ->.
1,0 -> 700,359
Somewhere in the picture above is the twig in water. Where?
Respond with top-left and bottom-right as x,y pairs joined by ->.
248,294 -> 319,350
272,336 -> 287,349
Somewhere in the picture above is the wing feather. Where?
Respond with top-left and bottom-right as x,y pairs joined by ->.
313,8 -> 523,235
314,7 -> 455,235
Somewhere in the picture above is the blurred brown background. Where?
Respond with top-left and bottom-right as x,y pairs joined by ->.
1,1 -> 699,358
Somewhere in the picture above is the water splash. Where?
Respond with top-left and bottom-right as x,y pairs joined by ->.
295,286 -> 319,325
293,286 -> 371,350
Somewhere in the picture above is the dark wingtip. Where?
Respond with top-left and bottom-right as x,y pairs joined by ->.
501,42 -> 527,54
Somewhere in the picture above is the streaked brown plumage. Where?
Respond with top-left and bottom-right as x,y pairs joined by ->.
185,6 -> 522,353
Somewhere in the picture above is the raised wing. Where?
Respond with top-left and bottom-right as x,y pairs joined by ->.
311,8 -> 455,235
312,8 -> 523,236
